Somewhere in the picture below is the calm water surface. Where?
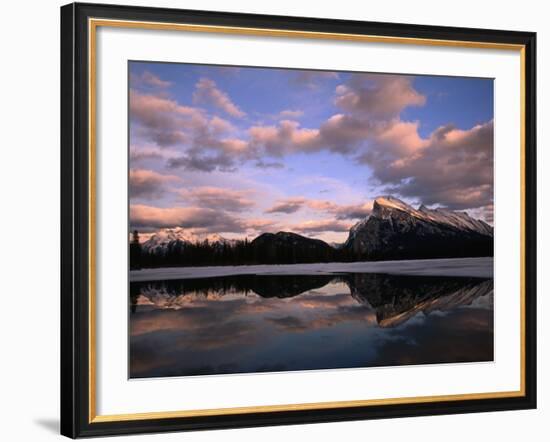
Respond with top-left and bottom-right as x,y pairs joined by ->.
129,273 -> 493,378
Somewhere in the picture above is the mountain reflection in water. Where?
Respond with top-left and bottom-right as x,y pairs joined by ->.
129,273 -> 493,378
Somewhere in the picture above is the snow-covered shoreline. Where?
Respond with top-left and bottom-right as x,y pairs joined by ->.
130,256 -> 493,282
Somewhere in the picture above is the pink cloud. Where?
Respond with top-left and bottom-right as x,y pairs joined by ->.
365,120 -> 494,210
334,73 -> 426,117
130,89 -> 204,125
129,169 -> 180,198
130,204 -> 281,236
265,197 -> 307,214
291,70 -> 339,89
128,68 -> 492,219
209,115 -> 235,134
243,218 -> 280,233
129,145 -> 179,162
249,120 -> 320,156
131,70 -> 172,89
131,89 -> 250,171
266,197 -> 372,220
375,120 -> 429,154
178,186 -> 255,212
291,219 -> 353,233
130,89 -> 206,146
130,204 -> 245,233
193,77 -> 245,118
318,114 -> 371,152
278,109 -> 304,119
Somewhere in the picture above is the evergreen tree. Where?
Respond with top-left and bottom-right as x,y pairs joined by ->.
129,230 -> 142,270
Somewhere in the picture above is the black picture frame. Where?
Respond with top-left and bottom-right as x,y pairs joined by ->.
61,2 -> 537,438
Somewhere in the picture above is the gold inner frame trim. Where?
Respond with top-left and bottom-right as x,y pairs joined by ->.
88,17 -> 527,424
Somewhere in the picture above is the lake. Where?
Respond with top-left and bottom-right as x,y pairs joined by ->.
129,271 -> 493,378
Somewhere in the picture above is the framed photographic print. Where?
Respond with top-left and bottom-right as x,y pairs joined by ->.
60,2 -> 537,438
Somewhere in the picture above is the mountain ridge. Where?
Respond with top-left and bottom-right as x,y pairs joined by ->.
134,196 -> 493,266
142,227 -> 236,254
343,196 -> 493,260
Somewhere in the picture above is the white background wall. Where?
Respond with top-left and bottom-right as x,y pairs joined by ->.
0,0 -> 547,440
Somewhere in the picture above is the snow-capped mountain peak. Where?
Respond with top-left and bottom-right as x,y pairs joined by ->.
371,196 -> 492,236
344,196 -> 493,260
374,196 -> 416,213
418,205 -> 493,236
142,227 -> 234,253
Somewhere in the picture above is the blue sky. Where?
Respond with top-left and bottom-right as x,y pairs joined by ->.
129,61 -> 494,242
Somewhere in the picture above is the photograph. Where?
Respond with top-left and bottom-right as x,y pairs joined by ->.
128,62 -> 495,378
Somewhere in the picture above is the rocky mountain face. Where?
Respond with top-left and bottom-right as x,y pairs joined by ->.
343,196 -> 493,260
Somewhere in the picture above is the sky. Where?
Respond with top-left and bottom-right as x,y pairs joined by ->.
129,61 -> 494,243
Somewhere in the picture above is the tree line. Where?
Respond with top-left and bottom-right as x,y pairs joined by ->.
129,232 -> 353,269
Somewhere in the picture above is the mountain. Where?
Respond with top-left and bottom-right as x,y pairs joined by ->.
142,227 -> 235,254
134,196 -> 493,267
250,231 -> 334,264
346,273 -> 493,327
344,196 -> 493,260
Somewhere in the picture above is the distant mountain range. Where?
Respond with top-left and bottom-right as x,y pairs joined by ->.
141,227 -> 236,254
136,196 -> 493,267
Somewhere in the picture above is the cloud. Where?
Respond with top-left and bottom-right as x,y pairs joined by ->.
373,119 -> 428,154
278,109 -> 304,119
310,201 -> 372,220
291,70 -> 339,89
131,89 -> 250,171
193,77 -> 245,118
178,186 -> 255,211
258,72 -> 492,214
291,219 -> 352,233
130,145 -> 179,162
243,76 -> 425,159
129,68 -> 492,220
209,115 -> 235,134
130,75 -> 429,176
130,89 -> 206,146
129,169 -> 180,199
130,90 -> 204,129
334,203 -> 372,220
248,114 -> 395,157
167,153 -> 235,172
166,134 -> 250,172
244,218 -> 279,232
334,73 -> 426,117
254,160 -> 285,169
130,204 -> 245,233
317,114 -> 372,153
249,120 -> 320,156
167,133 -> 253,172
266,197 -> 372,220
468,204 -> 494,225
361,120 -> 494,210
131,70 -> 172,89
265,197 -> 307,214
130,204 -> 279,235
